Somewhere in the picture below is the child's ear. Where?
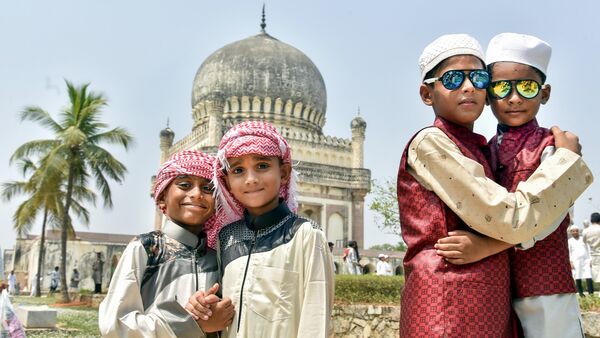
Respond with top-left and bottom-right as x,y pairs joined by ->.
540,84 -> 551,104
157,193 -> 167,214
280,163 -> 292,183
419,84 -> 433,106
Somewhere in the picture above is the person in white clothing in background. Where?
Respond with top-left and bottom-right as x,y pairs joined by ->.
569,226 -> 595,296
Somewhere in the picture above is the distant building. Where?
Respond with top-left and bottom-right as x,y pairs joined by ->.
154,16 -> 371,249
4,230 -> 133,293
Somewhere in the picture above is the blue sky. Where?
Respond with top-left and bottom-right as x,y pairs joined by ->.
1,1 -> 599,254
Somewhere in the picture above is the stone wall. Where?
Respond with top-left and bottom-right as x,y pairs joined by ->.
331,304 -> 399,338
583,312 -> 600,338
332,305 -> 600,338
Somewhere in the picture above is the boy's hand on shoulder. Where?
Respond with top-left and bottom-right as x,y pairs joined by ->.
435,230 -> 511,265
185,283 -> 220,321
196,297 -> 235,333
552,126 -> 582,155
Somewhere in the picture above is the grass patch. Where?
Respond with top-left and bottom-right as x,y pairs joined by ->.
334,274 -> 404,305
56,308 -> 99,335
10,295 -> 57,306
9,295 -> 100,338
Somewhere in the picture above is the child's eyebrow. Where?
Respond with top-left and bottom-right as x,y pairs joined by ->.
228,155 -> 275,167
227,159 -> 242,167
252,155 -> 274,161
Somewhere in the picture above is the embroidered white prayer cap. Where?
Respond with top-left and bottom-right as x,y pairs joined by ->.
419,34 -> 484,82
486,33 -> 552,76
568,225 -> 580,232
378,253 -> 385,258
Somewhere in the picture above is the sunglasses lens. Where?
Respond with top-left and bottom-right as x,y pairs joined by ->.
516,80 -> 540,99
470,70 -> 490,89
490,81 -> 512,99
441,70 -> 464,90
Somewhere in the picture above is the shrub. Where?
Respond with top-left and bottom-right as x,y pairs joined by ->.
579,294 -> 600,312
334,274 -> 403,305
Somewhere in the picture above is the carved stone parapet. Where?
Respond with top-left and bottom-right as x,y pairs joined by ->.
296,162 -> 371,190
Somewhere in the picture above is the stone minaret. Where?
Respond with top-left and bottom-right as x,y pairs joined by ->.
159,124 -> 175,163
155,124 -> 175,230
351,113 -> 366,168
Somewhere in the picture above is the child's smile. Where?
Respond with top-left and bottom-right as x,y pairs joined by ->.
159,175 -> 215,233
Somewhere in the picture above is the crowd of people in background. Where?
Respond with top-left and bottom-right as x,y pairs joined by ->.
3,251 -> 105,297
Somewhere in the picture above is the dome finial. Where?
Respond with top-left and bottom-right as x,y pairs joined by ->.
357,105 -> 361,116
166,117 -> 170,127
260,4 -> 266,32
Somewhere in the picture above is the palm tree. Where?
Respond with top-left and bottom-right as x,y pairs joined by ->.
2,158 -> 95,296
12,80 -> 133,302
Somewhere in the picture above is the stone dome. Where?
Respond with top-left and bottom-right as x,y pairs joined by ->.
191,31 -> 327,132
351,116 -> 366,129
159,127 -> 174,138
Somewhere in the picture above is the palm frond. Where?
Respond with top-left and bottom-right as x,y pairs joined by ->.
19,106 -> 63,133
10,140 -> 60,163
1,181 -> 30,201
89,127 -> 134,149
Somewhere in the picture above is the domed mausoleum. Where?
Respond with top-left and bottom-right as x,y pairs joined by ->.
156,20 -> 371,248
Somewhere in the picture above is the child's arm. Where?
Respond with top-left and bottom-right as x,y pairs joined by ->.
435,230 -> 513,265
297,225 -> 334,337
99,241 -> 203,338
407,127 -> 592,245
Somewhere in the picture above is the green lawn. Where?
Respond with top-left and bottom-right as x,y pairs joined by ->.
10,296 -> 99,338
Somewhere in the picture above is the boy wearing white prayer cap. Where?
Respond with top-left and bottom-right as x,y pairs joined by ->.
438,32 -> 590,337
398,33 -> 592,337
487,33 -> 586,338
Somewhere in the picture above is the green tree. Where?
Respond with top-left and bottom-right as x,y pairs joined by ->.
369,178 -> 401,236
2,158 -> 95,296
12,81 -> 133,302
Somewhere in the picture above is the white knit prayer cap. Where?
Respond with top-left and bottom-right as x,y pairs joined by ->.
419,34 -> 485,82
486,33 -> 552,77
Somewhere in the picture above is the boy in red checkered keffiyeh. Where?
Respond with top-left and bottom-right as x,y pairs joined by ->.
188,121 -> 334,338
100,149 -> 234,337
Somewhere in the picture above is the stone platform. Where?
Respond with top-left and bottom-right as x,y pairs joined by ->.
14,305 -> 57,328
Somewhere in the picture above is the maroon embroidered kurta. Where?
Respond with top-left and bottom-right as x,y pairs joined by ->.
489,119 -> 576,298
397,117 -> 512,338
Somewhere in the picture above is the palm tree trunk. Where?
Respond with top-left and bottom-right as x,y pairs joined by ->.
59,161 -> 76,303
35,208 -> 48,297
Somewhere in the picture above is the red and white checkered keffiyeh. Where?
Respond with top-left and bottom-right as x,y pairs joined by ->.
213,121 -> 299,226
153,149 -> 220,249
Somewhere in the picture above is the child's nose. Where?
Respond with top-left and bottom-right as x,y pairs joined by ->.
507,90 -> 522,104
245,170 -> 259,184
189,186 -> 204,199
461,78 -> 475,92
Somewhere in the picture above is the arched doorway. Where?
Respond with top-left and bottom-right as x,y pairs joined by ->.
327,213 -> 344,247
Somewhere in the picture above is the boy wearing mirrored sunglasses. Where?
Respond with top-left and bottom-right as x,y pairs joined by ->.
452,33 -> 584,338
397,33 -> 593,337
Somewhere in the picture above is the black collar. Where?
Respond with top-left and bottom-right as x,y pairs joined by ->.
244,200 -> 291,231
